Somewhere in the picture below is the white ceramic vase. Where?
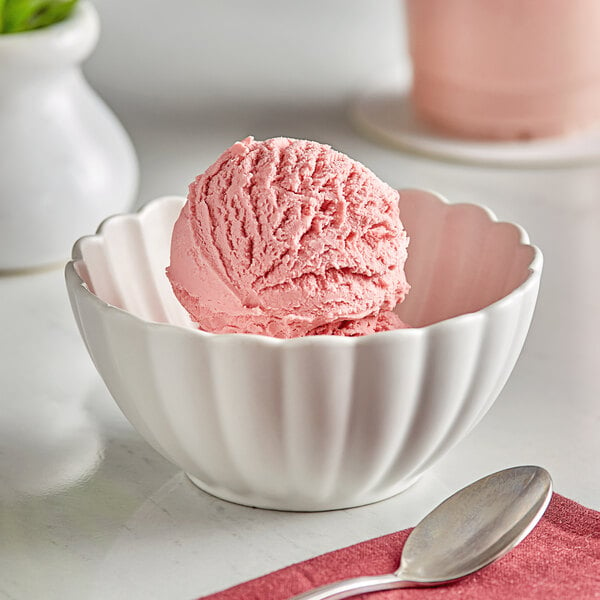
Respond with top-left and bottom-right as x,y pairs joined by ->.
0,1 -> 138,271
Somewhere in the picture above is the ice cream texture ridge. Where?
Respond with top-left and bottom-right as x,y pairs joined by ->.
167,136 -> 410,338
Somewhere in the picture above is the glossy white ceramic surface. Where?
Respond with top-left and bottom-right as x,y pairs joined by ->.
65,191 -> 541,510
0,2 -> 138,271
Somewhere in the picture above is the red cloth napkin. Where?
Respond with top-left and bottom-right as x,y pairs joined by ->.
199,494 -> 600,600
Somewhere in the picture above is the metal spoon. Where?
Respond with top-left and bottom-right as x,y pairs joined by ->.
290,465 -> 552,600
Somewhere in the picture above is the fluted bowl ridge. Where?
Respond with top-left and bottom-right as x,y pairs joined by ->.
65,189 -> 542,510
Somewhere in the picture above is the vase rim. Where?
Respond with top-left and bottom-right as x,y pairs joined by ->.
0,1 -> 98,65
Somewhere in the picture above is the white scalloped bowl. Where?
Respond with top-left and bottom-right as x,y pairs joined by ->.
65,189 -> 542,511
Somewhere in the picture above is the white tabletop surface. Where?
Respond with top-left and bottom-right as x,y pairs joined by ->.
2,1 -> 600,599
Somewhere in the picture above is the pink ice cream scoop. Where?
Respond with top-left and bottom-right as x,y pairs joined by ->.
167,137 -> 410,338
308,310 -> 409,337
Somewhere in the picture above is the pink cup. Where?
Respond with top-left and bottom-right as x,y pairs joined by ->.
406,0 -> 600,140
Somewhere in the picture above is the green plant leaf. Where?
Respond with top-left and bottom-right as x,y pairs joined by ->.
1,0 -> 78,33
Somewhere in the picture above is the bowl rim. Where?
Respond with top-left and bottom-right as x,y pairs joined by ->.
65,188 -> 543,347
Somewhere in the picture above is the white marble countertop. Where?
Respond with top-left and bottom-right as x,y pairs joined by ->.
2,1 -> 600,598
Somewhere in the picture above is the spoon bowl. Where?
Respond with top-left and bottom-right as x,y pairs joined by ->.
291,466 -> 552,599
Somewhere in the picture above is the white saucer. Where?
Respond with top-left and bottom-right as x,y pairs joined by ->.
351,73 -> 600,168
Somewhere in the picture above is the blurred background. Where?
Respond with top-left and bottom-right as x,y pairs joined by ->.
2,2 -> 600,598
83,0 -> 411,203
86,0 -> 404,111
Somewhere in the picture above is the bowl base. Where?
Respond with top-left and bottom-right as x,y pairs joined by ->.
185,473 -> 423,512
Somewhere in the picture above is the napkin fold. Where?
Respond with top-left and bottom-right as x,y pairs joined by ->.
199,494 -> 600,600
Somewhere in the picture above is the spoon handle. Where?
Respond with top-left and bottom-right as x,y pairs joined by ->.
288,573 -> 414,600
